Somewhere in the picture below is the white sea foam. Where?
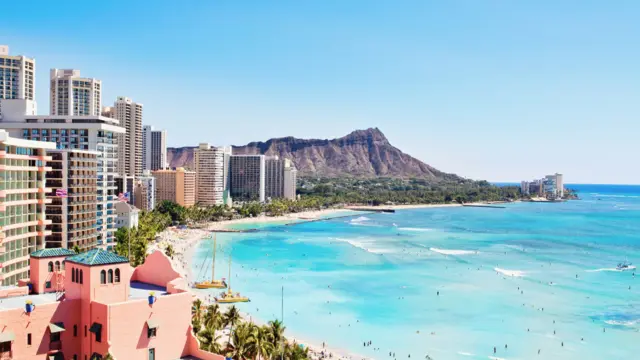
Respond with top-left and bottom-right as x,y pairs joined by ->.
494,267 -> 525,277
430,248 -> 477,256
586,266 -> 637,272
458,351 -> 474,356
334,238 -> 395,254
350,216 -> 371,223
604,319 -> 639,327
398,227 -> 433,232
488,356 -> 508,360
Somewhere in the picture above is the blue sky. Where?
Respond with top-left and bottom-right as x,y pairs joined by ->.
2,1 -> 638,184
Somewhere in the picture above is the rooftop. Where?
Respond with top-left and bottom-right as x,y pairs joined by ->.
129,281 -> 168,299
0,292 -> 58,310
65,248 -> 129,266
30,248 -> 76,258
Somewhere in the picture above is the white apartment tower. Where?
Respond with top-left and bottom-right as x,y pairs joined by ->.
0,45 -> 36,119
194,143 -> 230,206
50,69 -> 101,116
113,96 -> 143,177
142,125 -> 167,171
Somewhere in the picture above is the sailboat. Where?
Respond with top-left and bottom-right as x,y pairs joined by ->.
215,255 -> 250,303
194,234 -> 227,289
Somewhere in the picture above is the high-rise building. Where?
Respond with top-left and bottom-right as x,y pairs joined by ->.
112,97 -> 143,177
265,156 -> 285,199
544,173 -> 564,199
153,168 -> 196,207
50,69 -> 101,116
114,174 -> 134,201
0,45 -> 36,119
194,144 -> 230,206
142,125 -> 167,171
133,172 -> 155,211
228,155 -> 265,202
0,130 -> 55,286
284,159 -> 297,200
45,150 -> 99,251
0,115 -> 125,248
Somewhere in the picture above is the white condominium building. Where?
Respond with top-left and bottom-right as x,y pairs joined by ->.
0,114 -> 125,249
194,143 -> 230,206
0,45 -> 36,119
112,96 -> 143,177
142,125 -> 167,171
50,69 -> 101,116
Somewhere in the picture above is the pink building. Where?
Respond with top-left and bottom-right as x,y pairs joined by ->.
0,248 -> 224,360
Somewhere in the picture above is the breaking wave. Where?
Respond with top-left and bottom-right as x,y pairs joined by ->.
430,248 -> 477,256
494,267 -> 525,277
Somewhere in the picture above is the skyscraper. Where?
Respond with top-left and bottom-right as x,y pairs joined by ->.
0,130 -> 55,286
45,150 -> 99,251
133,172 -> 156,211
265,156 -> 285,199
112,96 -> 143,177
49,69 -> 101,116
194,144 -> 229,206
153,168 -> 196,207
229,155 -> 266,202
142,125 -> 167,171
0,45 -> 36,119
283,159 -> 298,200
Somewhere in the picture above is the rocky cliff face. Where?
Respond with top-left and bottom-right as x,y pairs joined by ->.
167,128 -> 461,180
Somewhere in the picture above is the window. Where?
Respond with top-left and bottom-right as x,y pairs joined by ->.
147,327 -> 157,338
27,333 -> 32,345
79,270 -> 83,284
74,325 -> 78,337
148,348 -> 155,360
55,261 -> 61,271
108,269 -> 113,283
84,325 -> 87,337
48,261 -> 54,272
100,270 -> 106,284
114,269 -> 120,283
45,281 -> 51,289
50,331 -> 61,343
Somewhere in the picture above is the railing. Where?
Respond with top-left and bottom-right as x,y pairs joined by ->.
0,350 -> 13,360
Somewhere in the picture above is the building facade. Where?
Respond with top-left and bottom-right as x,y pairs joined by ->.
133,172 -> 155,211
0,130 -> 55,286
194,144 -> 229,206
0,248 -> 224,360
0,115 -> 125,248
265,156 -> 285,199
153,168 -> 196,207
113,97 -> 143,177
0,45 -> 36,119
284,159 -> 297,200
115,201 -> 139,229
45,150 -> 99,252
49,69 -> 101,117
143,125 -> 167,171
228,155 -> 265,203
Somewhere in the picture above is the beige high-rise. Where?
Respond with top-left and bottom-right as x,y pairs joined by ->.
112,96 -> 143,177
50,69 -> 101,116
194,144 -> 229,206
153,168 -> 196,207
0,130 -> 55,286
0,45 -> 36,119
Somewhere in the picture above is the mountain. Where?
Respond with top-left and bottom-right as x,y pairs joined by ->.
167,128 -> 463,180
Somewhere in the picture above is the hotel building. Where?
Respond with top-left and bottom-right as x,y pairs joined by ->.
284,160 -> 297,200
0,248 -> 223,360
0,46 -> 36,120
0,115 -> 125,248
49,69 -> 101,117
264,156 -> 297,201
0,130 -> 55,286
112,97 -> 143,177
153,168 -> 196,207
45,150 -> 99,252
194,144 -> 230,206
142,125 -> 167,171
132,172 -> 155,211
228,155 -> 265,202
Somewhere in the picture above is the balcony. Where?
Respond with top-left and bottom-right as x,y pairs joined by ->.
49,340 -> 62,351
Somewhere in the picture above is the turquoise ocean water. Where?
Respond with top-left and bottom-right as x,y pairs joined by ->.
191,184 -> 640,359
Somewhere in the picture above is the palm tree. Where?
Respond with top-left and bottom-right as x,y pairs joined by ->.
267,319 -> 286,353
224,305 -> 242,329
192,299 -> 204,322
203,304 -> 223,330
250,324 -> 274,360
198,324 -> 224,354
103,354 -> 115,360
72,244 -> 81,254
165,244 -> 175,259
284,341 -> 309,360
226,322 -> 255,360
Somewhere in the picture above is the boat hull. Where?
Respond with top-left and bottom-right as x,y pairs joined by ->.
216,297 -> 250,303
194,281 -> 227,289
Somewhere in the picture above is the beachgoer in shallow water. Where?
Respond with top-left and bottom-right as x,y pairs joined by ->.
493,347 -> 496,354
